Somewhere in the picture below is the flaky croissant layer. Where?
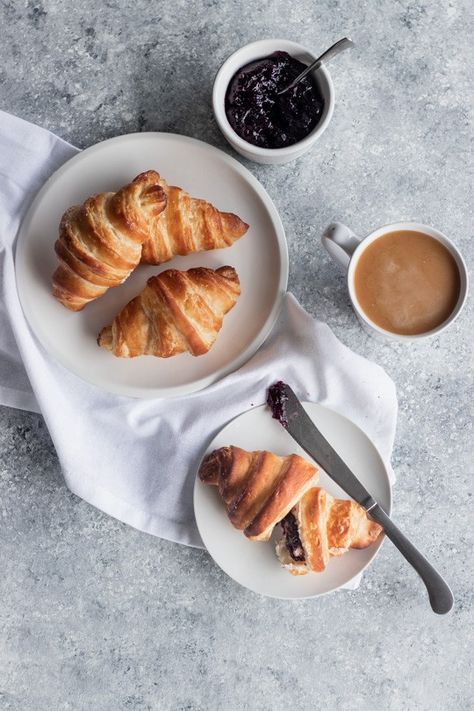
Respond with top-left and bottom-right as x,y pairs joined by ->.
53,170 -> 167,311
198,446 -> 319,541
98,265 -> 240,358
52,169 -> 249,311
140,174 -> 249,265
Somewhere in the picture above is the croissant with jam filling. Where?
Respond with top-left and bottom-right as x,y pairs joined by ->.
199,446 -> 383,573
276,487 -> 383,575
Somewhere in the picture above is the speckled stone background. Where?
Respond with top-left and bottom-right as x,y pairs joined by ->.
1,1 -> 473,709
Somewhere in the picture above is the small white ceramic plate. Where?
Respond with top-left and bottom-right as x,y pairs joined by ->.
194,403 -> 392,599
15,133 -> 288,398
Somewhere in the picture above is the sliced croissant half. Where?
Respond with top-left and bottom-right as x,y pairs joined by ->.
198,446 -> 319,541
276,487 -> 383,575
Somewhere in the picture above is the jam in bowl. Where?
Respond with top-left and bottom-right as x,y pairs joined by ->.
225,51 -> 325,149
213,39 -> 335,165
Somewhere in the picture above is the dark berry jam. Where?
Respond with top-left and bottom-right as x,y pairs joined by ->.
281,512 -> 305,561
267,381 -> 289,428
225,51 -> 325,149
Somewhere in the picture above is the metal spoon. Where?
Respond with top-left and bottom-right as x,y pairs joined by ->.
278,37 -> 354,95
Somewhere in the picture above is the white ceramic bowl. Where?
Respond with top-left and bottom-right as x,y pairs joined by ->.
213,39 -> 335,165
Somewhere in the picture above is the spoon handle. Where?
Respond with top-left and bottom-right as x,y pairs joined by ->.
280,37 -> 354,94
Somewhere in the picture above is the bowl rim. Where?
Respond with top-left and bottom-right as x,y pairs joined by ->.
212,38 -> 335,157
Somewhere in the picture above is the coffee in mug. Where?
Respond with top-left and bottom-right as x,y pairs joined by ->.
321,221 -> 468,341
353,230 -> 461,336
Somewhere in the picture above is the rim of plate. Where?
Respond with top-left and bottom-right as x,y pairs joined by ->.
15,132 -> 289,399
193,402 -> 392,599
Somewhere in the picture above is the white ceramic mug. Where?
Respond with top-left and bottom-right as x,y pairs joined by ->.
321,221 -> 469,341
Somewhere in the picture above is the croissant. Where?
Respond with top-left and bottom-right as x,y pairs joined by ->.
98,265 -> 240,358
198,446 -> 319,541
140,173 -> 249,264
276,487 -> 383,575
53,171 -> 167,311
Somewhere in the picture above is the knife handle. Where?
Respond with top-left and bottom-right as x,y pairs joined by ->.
369,504 -> 454,615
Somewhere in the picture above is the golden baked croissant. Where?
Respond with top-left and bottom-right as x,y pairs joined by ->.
276,487 -> 383,575
53,171 -> 167,311
140,173 -> 249,264
98,265 -> 240,358
198,446 -> 319,541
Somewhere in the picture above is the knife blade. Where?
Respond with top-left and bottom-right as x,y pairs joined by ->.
269,383 -> 454,615
281,384 -> 377,510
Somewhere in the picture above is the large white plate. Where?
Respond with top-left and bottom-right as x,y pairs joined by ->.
194,403 -> 392,599
15,133 -> 288,398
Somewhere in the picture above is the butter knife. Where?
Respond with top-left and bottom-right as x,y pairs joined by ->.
269,383 -> 454,615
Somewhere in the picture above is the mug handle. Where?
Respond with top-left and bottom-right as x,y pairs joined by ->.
321,222 -> 361,271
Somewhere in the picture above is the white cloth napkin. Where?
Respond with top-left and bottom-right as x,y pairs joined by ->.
0,111 -> 397,586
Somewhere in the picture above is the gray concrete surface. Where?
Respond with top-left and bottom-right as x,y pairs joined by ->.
1,1 -> 473,709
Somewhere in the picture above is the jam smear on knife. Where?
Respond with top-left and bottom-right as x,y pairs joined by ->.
267,380 -> 289,428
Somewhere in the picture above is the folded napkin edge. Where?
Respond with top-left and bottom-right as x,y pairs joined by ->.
62,469 -> 205,549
